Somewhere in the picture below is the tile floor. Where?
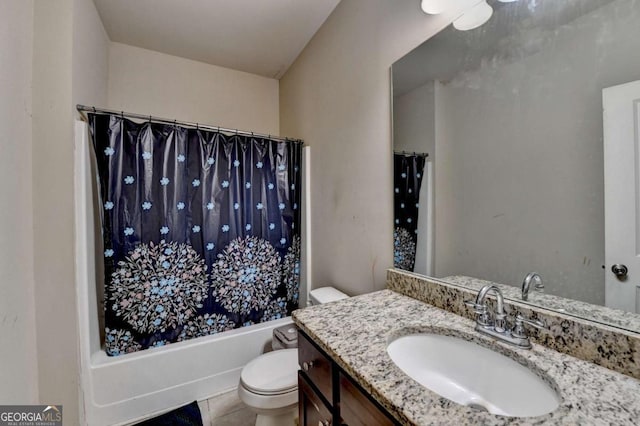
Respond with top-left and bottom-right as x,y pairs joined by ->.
199,389 -> 257,426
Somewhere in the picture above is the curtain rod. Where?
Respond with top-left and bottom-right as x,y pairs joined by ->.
394,150 -> 429,157
76,104 -> 304,144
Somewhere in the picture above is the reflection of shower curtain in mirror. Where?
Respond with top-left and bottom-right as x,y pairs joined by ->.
89,113 -> 302,355
393,153 -> 426,272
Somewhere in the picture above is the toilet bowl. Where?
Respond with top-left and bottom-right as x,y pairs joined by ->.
238,349 -> 299,426
238,287 -> 348,426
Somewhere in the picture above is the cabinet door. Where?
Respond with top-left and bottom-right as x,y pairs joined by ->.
299,372 -> 333,426
338,372 -> 396,426
298,331 -> 334,404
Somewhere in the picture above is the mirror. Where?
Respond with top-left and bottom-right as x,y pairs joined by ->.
392,0 -> 640,331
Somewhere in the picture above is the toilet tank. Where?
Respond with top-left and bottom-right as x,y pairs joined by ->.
272,286 -> 349,350
308,287 -> 348,305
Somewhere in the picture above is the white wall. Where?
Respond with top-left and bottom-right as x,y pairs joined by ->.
280,0 -> 477,295
108,43 -> 280,134
0,0 -> 38,404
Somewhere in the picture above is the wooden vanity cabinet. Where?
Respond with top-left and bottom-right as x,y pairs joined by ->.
299,372 -> 333,426
338,372 -> 395,426
298,330 -> 398,426
298,327 -> 334,404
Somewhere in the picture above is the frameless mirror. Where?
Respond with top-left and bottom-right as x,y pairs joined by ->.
392,0 -> 640,331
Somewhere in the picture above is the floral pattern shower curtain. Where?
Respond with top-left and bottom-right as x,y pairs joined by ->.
393,153 -> 427,272
89,114 -> 302,356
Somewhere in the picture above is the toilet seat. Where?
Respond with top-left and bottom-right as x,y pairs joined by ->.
237,383 -> 298,413
240,348 -> 299,396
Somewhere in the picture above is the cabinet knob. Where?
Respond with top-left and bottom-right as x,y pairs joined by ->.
303,361 -> 314,371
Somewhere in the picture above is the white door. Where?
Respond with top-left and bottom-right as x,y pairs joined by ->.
603,80 -> 640,313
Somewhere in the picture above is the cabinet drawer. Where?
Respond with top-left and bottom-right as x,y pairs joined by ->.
338,372 -> 396,426
298,331 -> 333,404
299,372 -> 333,426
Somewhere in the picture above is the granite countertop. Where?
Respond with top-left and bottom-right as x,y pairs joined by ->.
292,289 -> 640,425
443,275 -> 640,333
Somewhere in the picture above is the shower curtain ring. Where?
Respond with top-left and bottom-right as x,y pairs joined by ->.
92,106 -> 96,113
120,111 -> 124,119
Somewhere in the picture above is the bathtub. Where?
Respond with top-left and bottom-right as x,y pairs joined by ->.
74,120 -> 309,425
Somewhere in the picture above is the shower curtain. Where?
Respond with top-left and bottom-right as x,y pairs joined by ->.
393,153 -> 426,272
89,113 -> 302,355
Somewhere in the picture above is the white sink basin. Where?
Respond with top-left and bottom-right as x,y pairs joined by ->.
387,334 -> 560,417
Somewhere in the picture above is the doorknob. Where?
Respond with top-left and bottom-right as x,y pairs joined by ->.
611,264 -> 629,279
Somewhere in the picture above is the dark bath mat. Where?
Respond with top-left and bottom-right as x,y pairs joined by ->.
135,401 -> 203,426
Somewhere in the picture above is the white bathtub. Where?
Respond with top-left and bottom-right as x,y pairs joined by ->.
74,120 -> 308,425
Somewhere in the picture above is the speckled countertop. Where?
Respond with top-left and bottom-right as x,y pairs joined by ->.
443,275 -> 640,333
292,290 -> 640,425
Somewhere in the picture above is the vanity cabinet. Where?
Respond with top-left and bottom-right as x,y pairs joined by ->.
298,330 -> 398,426
299,372 -> 333,426
298,328 -> 334,403
338,372 -> 395,426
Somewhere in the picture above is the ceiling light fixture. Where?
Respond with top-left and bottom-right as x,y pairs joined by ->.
420,0 -> 447,15
453,0 -> 494,31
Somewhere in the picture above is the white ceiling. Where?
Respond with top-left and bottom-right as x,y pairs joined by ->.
93,0 -> 341,79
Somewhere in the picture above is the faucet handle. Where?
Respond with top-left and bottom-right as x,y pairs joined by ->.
511,314 -> 547,339
464,300 -> 485,313
464,299 -> 479,309
464,300 -> 491,327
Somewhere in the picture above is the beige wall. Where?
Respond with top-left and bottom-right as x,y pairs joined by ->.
72,0 -> 110,422
73,0 -> 110,109
0,0 -> 38,404
279,0 -> 475,295
393,81 -> 435,156
32,0 -> 77,419
108,43 -> 280,134
31,0 -> 109,423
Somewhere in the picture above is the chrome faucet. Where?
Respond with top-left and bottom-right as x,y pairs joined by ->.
474,285 -> 507,332
522,272 -> 544,301
465,284 -> 546,349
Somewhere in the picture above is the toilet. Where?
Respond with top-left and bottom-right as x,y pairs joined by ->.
238,287 -> 348,426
